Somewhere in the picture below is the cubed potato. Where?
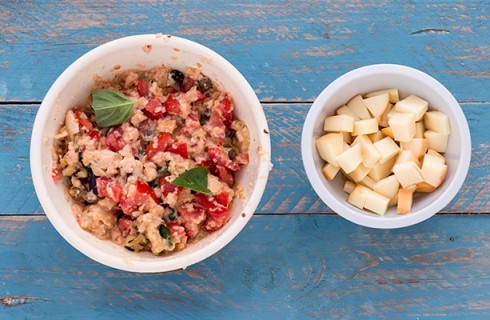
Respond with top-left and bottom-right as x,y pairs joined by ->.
373,175 -> 400,200
352,118 -> 379,136
397,188 -> 414,214
424,130 -> 449,153
424,111 -> 451,135
368,156 -> 396,181
359,176 -> 376,189
394,95 -> 428,121
392,161 -> 425,188
378,103 -> 393,127
315,133 -> 344,165
363,93 -> 390,118
349,164 -> 371,182
347,185 -> 366,209
427,149 -> 446,163
343,180 -> 356,194
368,131 -> 384,142
415,121 -> 425,138
361,186 -> 390,216
416,181 -> 436,193
353,134 -> 381,166
342,131 -> 352,144
421,154 -> 448,188
364,88 -> 400,103
336,105 -> 361,121
347,95 -> 371,120
336,144 -> 363,174
401,138 -> 429,159
381,127 -> 394,139
322,163 -> 340,180
324,114 -> 354,132
373,137 -> 400,164
395,150 -> 421,167
389,196 -> 398,207
388,112 -> 416,142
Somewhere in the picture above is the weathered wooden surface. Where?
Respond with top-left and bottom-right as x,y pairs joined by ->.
0,103 -> 487,215
0,1 -> 488,102
1,215 -> 490,319
1,0 -> 489,319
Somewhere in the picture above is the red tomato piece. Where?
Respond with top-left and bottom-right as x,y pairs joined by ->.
88,130 -> 101,142
207,110 -> 226,144
51,168 -> 62,182
118,217 -> 132,237
136,180 -> 159,204
120,181 -> 158,215
158,175 -> 183,198
164,95 -> 181,115
73,109 -> 93,132
181,77 -> 195,93
96,177 -> 122,203
105,125 -> 125,152
197,90 -> 206,101
204,207 -> 231,232
167,142 -> 188,159
145,133 -> 173,160
219,96 -> 233,127
179,203 -> 206,238
136,79 -> 150,97
216,165 -> 235,187
208,147 -> 240,171
144,97 -> 166,120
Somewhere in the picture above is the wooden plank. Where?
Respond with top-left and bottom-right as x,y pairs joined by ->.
0,1 -> 488,102
1,215 -> 490,319
0,103 -> 488,215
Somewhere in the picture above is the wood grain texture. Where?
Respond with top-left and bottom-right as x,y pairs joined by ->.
1,215 -> 490,319
0,1 -> 488,102
1,103 -> 487,215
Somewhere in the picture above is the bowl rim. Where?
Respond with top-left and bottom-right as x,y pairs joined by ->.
301,64 -> 471,229
30,34 -> 271,272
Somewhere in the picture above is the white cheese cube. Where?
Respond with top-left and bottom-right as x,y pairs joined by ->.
361,186 -> 390,216
373,175 -> 400,200
347,95 -> 371,120
416,181 -> 436,193
322,163 -> 340,181
424,111 -> 451,135
378,103 -> 393,127
424,130 -> 449,153
364,88 -> 400,103
349,164 -> 371,182
315,133 -> 343,166
373,137 -> 400,164
368,156 -> 396,181
395,150 -> 421,167
359,176 -> 376,189
336,105 -> 361,121
352,118 -> 379,136
347,185 -> 366,209
421,154 -> 448,188
415,121 -> 425,138
343,180 -> 356,194
394,95 -> 428,121
397,188 -> 414,214
427,149 -> 446,163
336,144 -> 363,174
324,114 -> 354,132
352,135 -> 381,168
368,131 -> 384,142
388,112 -> 416,142
389,195 -> 398,207
392,161 -> 425,188
363,93 -> 390,118
401,138 -> 429,159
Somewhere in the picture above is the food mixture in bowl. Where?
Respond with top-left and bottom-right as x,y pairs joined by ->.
52,65 -> 250,255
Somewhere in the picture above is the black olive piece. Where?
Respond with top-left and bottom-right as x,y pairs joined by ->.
200,108 -> 212,125
197,77 -> 212,92
226,130 -> 236,139
228,149 -> 237,160
170,70 -> 184,87
125,246 -> 135,252
87,168 -> 97,194
190,190 -> 196,194
168,208 -> 177,221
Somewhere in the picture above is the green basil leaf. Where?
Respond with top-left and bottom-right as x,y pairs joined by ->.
91,89 -> 134,128
159,224 -> 174,246
170,166 -> 212,195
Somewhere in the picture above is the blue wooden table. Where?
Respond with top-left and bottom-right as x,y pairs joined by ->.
1,1 -> 489,319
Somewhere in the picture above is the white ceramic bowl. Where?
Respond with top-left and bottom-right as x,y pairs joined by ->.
302,64 -> 471,229
31,34 -> 271,272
